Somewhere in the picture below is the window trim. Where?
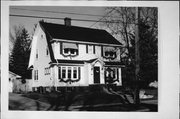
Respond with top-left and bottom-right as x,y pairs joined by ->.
59,66 -> 79,79
44,67 -> 50,75
86,45 -> 95,54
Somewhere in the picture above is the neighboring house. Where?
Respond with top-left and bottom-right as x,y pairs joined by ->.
9,71 -> 32,93
9,71 -> 21,92
28,18 -> 124,92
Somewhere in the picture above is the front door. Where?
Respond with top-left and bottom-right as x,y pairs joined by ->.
94,66 -> 100,84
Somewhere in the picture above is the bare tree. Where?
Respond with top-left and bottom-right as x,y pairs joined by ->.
101,7 -> 158,104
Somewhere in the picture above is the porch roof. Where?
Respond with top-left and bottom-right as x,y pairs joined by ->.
104,61 -> 125,67
55,59 -> 84,64
50,59 -> 124,67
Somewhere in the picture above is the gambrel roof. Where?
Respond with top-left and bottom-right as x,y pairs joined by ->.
39,21 -> 122,45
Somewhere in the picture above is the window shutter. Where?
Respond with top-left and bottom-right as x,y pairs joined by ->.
86,45 -> 88,53
60,42 -> 62,54
58,67 -> 61,79
34,70 -> 36,80
101,46 -> 103,56
117,68 -> 119,80
36,70 -> 38,80
78,67 -> 81,79
77,44 -> 79,55
93,45 -> 95,54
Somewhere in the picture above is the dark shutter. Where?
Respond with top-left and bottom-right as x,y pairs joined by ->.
37,70 -> 38,80
101,46 -> 103,56
104,68 -> 107,84
93,45 -> 95,54
77,44 -> 79,55
34,70 -> 36,80
86,45 -> 88,53
78,67 -> 81,79
58,67 -> 61,79
60,42 -> 62,54
117,68 -> 119,80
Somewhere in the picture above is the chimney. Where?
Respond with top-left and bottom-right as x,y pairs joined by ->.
64,17 -> 71,26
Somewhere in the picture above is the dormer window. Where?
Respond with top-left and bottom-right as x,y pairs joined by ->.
62,43 -> 78,57
103,47 -> 117,59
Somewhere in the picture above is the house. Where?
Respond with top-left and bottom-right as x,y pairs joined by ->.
28,18 -> 124,92
9,71 -> 32,93
9,71 -> 21,92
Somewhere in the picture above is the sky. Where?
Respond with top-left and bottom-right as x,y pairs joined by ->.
10,6 -> 106,36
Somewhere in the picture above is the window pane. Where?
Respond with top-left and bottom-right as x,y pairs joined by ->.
73,67 -> 77,78
68,67 -> 71,78
88,45 -> 93,54
70,49 -> 75,54
64,49 -> 69,53
62,67 -> 66,78
105,52 -> 109,56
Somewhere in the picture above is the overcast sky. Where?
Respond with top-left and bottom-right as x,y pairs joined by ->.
10,6 -> 106,35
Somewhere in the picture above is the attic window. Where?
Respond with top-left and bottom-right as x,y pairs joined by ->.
41,34 -> 43,39
62,43 -> 78,57
103,47 -> 117,59
36,49 -> 38,59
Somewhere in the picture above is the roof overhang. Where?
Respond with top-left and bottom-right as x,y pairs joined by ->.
52,38 -> 123,47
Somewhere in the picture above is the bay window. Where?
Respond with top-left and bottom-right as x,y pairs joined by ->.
58,66 -> 80,79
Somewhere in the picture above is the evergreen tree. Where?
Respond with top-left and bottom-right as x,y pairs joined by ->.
9,26 -> 31,78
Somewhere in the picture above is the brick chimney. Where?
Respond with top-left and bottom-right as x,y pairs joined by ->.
64,17 -> 71,26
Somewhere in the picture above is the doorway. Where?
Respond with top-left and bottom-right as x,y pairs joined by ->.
94,66 -> 100,84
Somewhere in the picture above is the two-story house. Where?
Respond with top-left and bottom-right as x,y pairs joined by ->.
28,18 -> 124,92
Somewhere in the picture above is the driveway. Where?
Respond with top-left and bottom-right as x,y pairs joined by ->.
9,93 -> 50,110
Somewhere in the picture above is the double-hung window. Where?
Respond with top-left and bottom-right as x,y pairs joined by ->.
73,67 -> 77,78
62,67 -> 66,78
44,67 -> 50,75
67,67 -> 71,78
34,70 -> 38,80
86,45 -> 95,54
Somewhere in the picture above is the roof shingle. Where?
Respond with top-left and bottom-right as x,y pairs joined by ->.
40,21 -> 122,45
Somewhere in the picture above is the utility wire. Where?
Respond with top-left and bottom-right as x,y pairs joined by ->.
10,14 -> 125,24
11,8 -> 120,18
89,8 -> 116,28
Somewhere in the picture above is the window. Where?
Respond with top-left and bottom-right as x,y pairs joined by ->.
59,66 -> 80,79
36,49 -> 38,59
86,45 -> 95,54
64,49 -> 69,54
103,47 -> 117,59
63,48 -> 78,56
34,70 -> 38,80
41,34 -> 43,39
61,43 -> 78,56
44,67 -> 50,75
62,67 -> 66,78
73,67 -> 77,78
68,67 -> 71,78
105,68 -> 117,83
